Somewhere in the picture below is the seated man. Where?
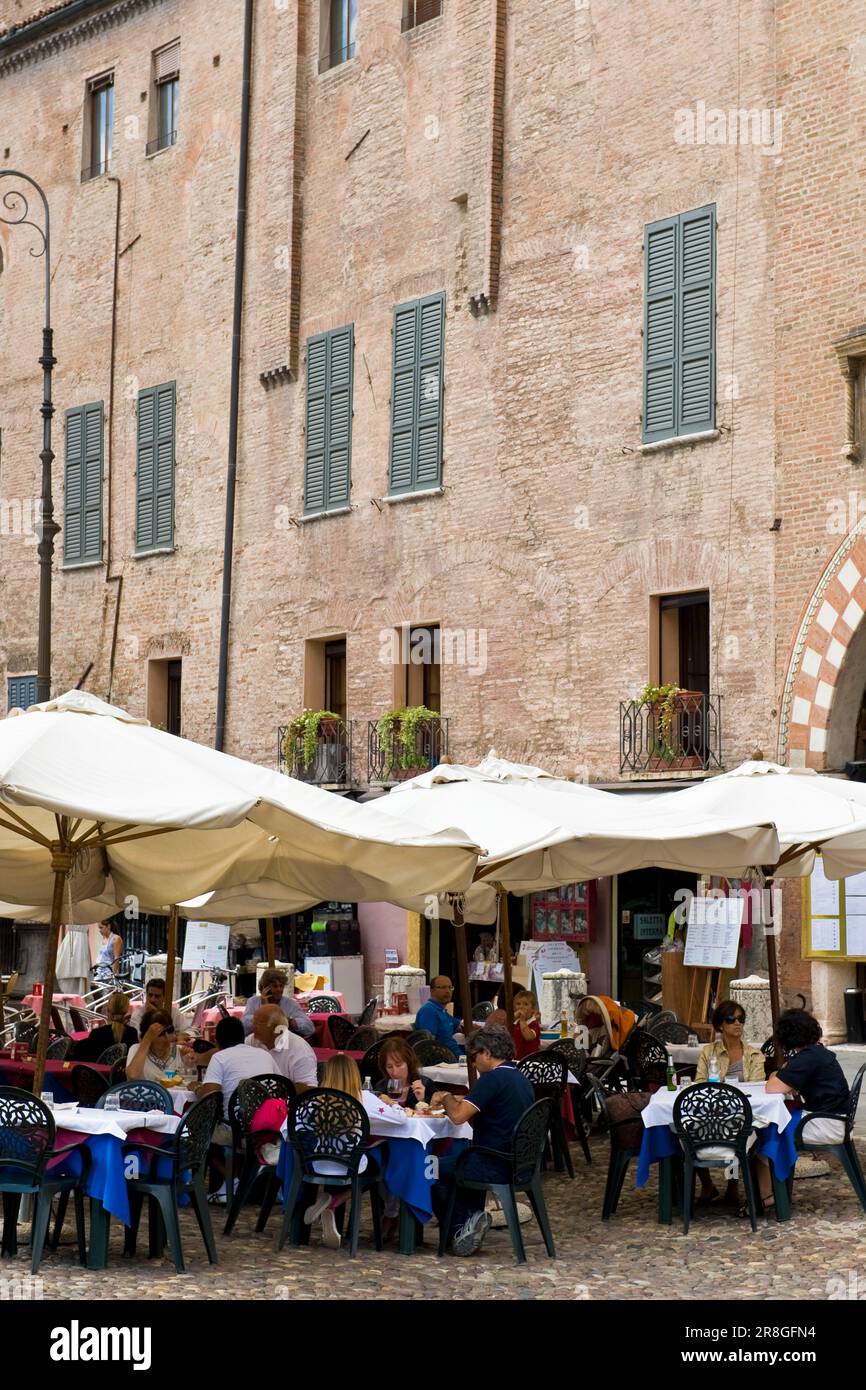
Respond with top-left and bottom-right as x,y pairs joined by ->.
129,977 -> 189,1037
415,976 -> 465,1057
430,1024 -> 534,1255
246,1004 -> 317,1092
242,968 -> 315,1039
198,1015 -> 277,1139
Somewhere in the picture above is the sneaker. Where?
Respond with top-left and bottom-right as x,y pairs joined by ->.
452,1209 -> 491,1257
320,1206 -> 341,1250
207,1186 -> 227,1206
304,1191 -> 331,1226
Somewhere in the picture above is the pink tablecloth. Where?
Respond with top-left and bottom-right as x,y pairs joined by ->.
312,1047 -> 365,1064
201,1004 -> 245,1030
23,993 -> 86,1015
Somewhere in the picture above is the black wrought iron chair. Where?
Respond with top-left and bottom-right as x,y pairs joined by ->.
0,1087 -> 88,1273
647,1019 -> 691,1046
622,1028 -> 668,1091
224,1074 -> 296,1235
45,1035 -> 73,1062
413,1039 -> 458,1067
359,1039 -> 386,1080
278,1087 -> 383,1256
109,1058 -> 127,1086
644,1009 -> 677,1032
357,997 -> 379,1027
123,1092 -> 221,1273
327,1015 -> 358,1051
792,1063 -> 866,1213
69,1064 -> 109,1109
96,1041 -> 128,1068
437,1097 -> 556,1263
97,1080 -> 174,1113
471,1001 -> 494,1021
406,1029 -> 434,1048
344,1026 -> 377,1052
517,1053 -> 574,1179
590,1078 -> 652,1220
14,1022 -> 38,1049
547,1041 -> 592,1164
761,1036 -> 793,1078
306,995 -> 342,1014
672,1082 -> 758,1233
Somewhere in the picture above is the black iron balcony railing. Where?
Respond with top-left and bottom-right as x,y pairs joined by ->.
367,716 -> 449,784
318,42 -> 356,74
401,0 -> 443,31
146,129 -> 178,155
279,719 -> 353,787
620,692 -> 721,774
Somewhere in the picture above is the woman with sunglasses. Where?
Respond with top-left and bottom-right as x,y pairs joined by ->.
126,1009 -> 181,1084
693,1000 -> 765,1204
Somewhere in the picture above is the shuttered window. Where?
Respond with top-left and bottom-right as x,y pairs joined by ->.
64,401 -> 103,564
136,381 -> 176,551
389,292 -> 445,495
643,205 -> 715,444
7,676 -> 37,712
304,325 -> 353,514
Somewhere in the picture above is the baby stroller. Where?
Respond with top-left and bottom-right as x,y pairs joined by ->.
574,994 -> 638,1093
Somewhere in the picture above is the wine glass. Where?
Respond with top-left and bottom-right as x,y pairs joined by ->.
387,1077 -> 403,1102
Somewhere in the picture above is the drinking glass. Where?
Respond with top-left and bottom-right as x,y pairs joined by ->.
387,1078 -> 402,1100
40,1091 -> 53,1111
103,1094 -> 120,1113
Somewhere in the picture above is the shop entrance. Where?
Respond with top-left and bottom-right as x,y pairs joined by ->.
615,866 -> 697,1010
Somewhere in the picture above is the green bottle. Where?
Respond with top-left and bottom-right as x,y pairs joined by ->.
666,1061 -> 676,1091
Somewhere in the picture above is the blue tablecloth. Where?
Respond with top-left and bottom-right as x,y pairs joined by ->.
51,1131 -> 177,1224
636,1110 -> 802,1188
278,1137 -> 469,1225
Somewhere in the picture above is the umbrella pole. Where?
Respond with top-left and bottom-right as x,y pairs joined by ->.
33,843 -> 72,1097
765,876 -> 781,1029
452,900 -> 476,1087
165,905 -> 178,1004
265,917 -> 276,969
497,886 -> 514,1027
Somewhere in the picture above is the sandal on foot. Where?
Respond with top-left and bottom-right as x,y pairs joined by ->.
696,1186 -> 720,1206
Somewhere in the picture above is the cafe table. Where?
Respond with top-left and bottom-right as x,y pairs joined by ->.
636,1081 -> 800,1222
0,1055 -> 111,1102
371,1014 -> 416,1035
665,1043 -> 703,1067
9,1102 -> 182,1268
419,1060 -> 581,1145
22,992 -> 86,1017
277,1093 -> 472,1255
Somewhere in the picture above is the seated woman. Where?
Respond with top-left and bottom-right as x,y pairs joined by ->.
374,1037 -> 436,1108
301,1053 -> 369,1250
126,1009 -> 181,1085
694,1000 -> 764,1205
70,991 -> 138,1062
766,1007 -> 850,1143
510,991 -> 541,1060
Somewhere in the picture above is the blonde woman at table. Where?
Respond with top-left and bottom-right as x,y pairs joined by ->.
302,1053 -> 371,1250
126,1010 -> 181,1085
70,991 -> 138,1063
694,1001 -> 765,1206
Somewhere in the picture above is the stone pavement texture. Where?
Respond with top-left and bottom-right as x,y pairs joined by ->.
9,1133 -> 866,1302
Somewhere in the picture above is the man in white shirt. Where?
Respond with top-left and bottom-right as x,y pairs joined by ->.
199,1016 -> 277,1127
129,978 -> 189,1037
246,1004 -> 317,1091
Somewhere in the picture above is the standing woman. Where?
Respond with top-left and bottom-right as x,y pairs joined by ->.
93,919 -> 123,984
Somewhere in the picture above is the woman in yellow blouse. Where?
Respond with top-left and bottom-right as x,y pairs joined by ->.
694,1000 -> 765,1205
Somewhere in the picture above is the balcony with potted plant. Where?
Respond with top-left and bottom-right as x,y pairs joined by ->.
279,710 -> 352,788
619,683 -> 721,775
367,706 -> 449,784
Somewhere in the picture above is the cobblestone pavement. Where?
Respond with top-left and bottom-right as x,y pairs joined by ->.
8,1136 -> 866,1302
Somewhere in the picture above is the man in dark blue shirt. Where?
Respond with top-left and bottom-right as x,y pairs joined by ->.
415,976 -> 465,1056
430,1024 -> 535,1255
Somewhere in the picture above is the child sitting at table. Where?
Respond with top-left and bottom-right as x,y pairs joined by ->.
510,991 -> 541,1060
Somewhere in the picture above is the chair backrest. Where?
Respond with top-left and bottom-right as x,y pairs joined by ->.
546,1041 -> 588,1084
517,1052 -> 568,1096
70,1065 -> 109,1108
357,997 -> 378,1027
511,1097 -> 555,1184
14,1022 -> 38,1048
175,1092 -> 221,1177
109,1058 -> 127,1086
237,1074 -> 296,1132
67,1008 -> 90,1033
97,1080 -> 174,1114
288,1086 -> 370,1179
472,1001 -> 494,1021
645,1010 -> 677,1031
672,1082 -> 753,1156
344,1026 -> 377,1052
413,1039 -> 458,1067
327,1015 -> 357,1050
0,1087 -> 55,1179
647,1020 -> 691,1045
623,1028 -> 668,1088
46,1035 -> 73,1061
406,1029 -> 434,1048
360,1039 -> 384,1079
846,1063 -> 866,1135
306,995 -> 341,1014
96,1042 -> 129,1067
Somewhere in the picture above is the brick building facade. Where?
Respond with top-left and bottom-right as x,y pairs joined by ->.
0,0 -> 860,1027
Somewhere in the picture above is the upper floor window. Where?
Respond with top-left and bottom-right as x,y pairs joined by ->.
82,72 -> 114,182
643,205 -> 716,444
402,0 -> 442,31
148,40 -> 180,154
320,0 -> 357,73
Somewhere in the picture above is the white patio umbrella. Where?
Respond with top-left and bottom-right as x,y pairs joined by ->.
0,691 -> 480,1090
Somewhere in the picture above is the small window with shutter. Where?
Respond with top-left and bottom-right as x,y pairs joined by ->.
388,292 -> 445,496
643,205 -> 715,445
136,381 -> 176,552
7,675 -> 37,713
64,401 -> 104,565
148,40 -> 180,155
304,325 -> 354,514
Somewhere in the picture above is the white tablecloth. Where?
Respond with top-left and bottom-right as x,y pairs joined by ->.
642,1082 -> 792,1133
420,1062 -> 578,1088
372,1014 -> 416,1034
665,1044 -> 703,1065
361,1094 -> 472,1146
50,1103 -> 182,1141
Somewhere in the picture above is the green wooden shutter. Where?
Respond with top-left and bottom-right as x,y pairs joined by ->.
389,292 -> 445,494
643,206 -> 715,443
137,382 -> 175,550
64,402 -> 103,563
7,675 -> 37,711
304,327 -> 353,514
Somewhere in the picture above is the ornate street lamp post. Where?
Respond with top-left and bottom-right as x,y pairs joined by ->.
0,171 -> 59,703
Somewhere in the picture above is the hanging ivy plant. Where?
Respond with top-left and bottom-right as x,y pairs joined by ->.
376,705 -> 441,776
636,683 -> 683,762
283,710 -> 340,773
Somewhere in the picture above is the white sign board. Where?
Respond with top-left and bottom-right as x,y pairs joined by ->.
527,940 -> 582,1001
683,896 -> 744,970
182,921 -> 231,973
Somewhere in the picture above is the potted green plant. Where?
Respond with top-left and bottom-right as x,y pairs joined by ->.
635,683 -> 704,770
283,710 -> 340,775
376,705 -> 441,778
